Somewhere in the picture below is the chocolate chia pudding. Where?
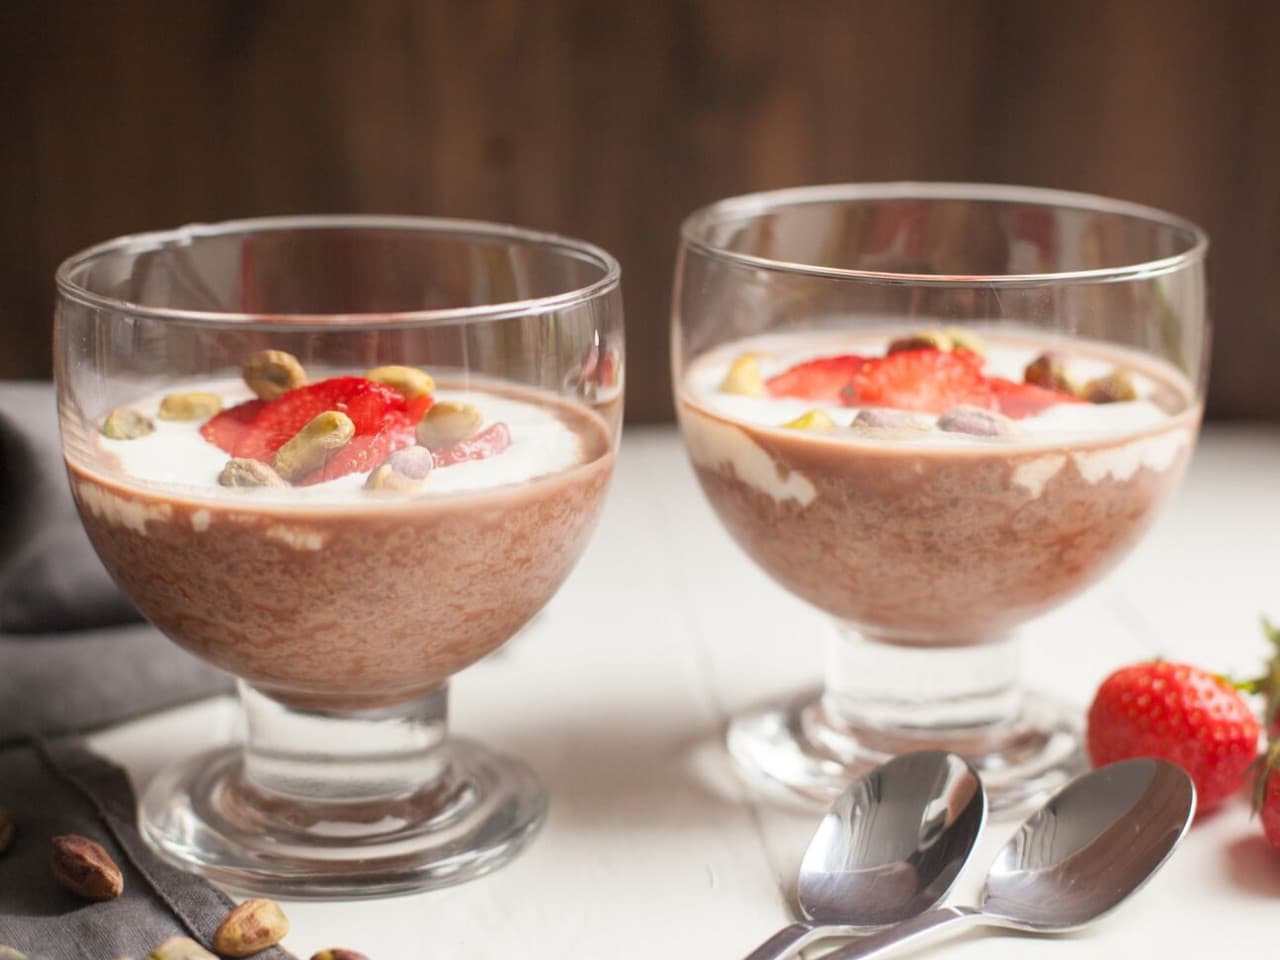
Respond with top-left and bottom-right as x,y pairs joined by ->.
678,330 -> 1199,646
65,371 -> 613,710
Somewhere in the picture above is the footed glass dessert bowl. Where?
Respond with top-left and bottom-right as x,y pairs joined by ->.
55,215 -> 623,897
672,183 -> 1207,812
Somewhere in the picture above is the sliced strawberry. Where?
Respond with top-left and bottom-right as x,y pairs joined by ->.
988,377 -> 1081,420
200,398 -> 267,453
847,348 -> 994,413
405,393 -> 435,423
233,377 -> 406,463
433,422 -> 512,467
766,355 -> 867,403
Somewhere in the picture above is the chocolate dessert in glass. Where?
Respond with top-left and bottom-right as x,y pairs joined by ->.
55,216 -> 623,896
672,184 -> 1206,811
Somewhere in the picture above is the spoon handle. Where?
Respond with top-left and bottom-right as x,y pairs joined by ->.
819,906 -> 982,960
739,921 -> 815,960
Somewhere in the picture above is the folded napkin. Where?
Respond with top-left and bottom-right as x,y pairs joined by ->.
0,739 -> 293,960
0,381 -> 257,958
0,382 -> 138,634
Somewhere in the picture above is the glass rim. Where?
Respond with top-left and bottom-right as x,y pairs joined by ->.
680,182 -> 1209,287
55,214 -> 622,327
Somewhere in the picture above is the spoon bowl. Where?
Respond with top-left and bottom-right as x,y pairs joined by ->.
742,750 -> 986,960
821,758 -> 1196,960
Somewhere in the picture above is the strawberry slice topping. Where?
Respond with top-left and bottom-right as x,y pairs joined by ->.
201,376 -> 436,484
846,348 -> 994,413
766,355 -> 867,403
433,422 -> 512,467
987,377 -> 1081,420
198,398 -> 266,452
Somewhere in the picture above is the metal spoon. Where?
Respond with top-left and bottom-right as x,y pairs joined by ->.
742,750 -> 986,960
819,757 -> 1195,960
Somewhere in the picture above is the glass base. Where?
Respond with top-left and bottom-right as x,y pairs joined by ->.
727,687 -> 1083,815
141,740 -> 545,899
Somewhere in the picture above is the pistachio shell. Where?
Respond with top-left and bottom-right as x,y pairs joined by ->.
218,458 -> 287,488
242,349 -> 306,400
157,391 -> 223,421
719,354 -> 766,396
364,446 -> 433,493
1083,370 -> 1138,404
1023,351 -> 1078,395
781,409 -> 836,431
49,833 -> 123,901
102,408 -> 155,440
273,411 -> 355,482
937,405 -> 1020,438
415,402 -> 483,449
364,365 -> 435,400
212,898 -> 290,957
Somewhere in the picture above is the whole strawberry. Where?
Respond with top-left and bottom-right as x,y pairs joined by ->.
1255,742 -> 1280,849
1087,660 -> 1259,812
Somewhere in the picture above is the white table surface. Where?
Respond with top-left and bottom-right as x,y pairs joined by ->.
90,423 -> 1280,959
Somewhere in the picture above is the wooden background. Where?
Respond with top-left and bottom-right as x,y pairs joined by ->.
3,0 -> 1277,421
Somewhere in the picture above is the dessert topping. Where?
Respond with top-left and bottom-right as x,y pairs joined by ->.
781,409 -> 836,431
365,445 -> 434,493
849,407 -> 931,438
887,328 -> 985,357
765,354 -> 867,403
218,458 -> 288,488
102,408 -> 155,440
364,364 -> 436,401
157,391 -> 223,422
848,348 -> 992,414
416,401 -> 484,450
242,349 -> 307,400
937,405 -> 1020,438
213,898 -> 290,957
720,354 -> 766,396
1083,370 -> 1138,404
987,378 -> 1081,419
1023,351 -> 1077,395
49,833 -> 124,901
433,422 -> 512,467
273,411 -> 355,482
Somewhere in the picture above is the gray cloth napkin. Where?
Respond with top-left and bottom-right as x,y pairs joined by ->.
0,739 -> 292,960
0,381 -> 232,742
0,381 -> 262,957
0,382 -> 138,634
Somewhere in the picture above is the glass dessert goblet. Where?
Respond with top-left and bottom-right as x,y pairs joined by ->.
55,215 -> 623,897
672,184 -> 1207,812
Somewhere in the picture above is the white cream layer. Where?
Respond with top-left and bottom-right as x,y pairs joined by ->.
680,331 -> 1197,503
684,332 -> 1187,448
95,378 -> 586,503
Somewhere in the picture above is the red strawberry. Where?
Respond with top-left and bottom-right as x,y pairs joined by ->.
201,376 -> 436,484
847,348 -> 994,413
1254,742 -> 1280,850
233,377 -> 407,463
433,422 -> 512,467
199,398 -> 266,452
987,377 -> 1081,419
1087,661 -> 1259,812
766,355 -> 867,403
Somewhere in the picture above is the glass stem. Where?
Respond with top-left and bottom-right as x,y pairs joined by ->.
817,625 -> 1023,752
239,681 -> 452,804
